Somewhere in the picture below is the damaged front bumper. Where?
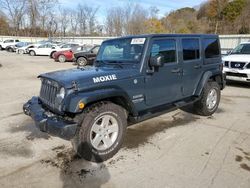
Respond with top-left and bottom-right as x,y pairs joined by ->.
23,97 -> 77,140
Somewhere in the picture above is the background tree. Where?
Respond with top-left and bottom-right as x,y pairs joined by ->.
0,0 -> 27,35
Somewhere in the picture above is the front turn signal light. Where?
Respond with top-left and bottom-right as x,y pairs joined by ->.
78,102 -> 85,109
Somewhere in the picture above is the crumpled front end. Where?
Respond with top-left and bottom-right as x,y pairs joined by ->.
23,97 -> 77,140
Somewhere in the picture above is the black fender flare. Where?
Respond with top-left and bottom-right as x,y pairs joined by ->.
64,88 -> 137,115
194,71 -> 212,96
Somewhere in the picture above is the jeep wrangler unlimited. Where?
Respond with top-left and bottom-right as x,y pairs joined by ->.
23,34 -> 225,162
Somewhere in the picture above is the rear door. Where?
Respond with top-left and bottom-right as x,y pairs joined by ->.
181,38 -> 203,97
145,37 -> 183,106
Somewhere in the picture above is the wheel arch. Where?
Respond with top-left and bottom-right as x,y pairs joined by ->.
194,71 -> 225,96
65,88 -> 137,117
50,51 -> 56,57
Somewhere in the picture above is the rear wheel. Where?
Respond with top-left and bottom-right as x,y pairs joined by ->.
58,55 -> 66,63
0,46 -> 3,50
77,57 -> 88,66
194,81 -> 220,116
72,102 -> 127,162
29,50 -> 36,56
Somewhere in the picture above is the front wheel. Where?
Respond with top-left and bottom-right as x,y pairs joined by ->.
72,102 -> 127,162
77,57 -> 88,66
194,81 -> 221,116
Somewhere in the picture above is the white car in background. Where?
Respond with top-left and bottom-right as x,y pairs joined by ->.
222,42 -> 250,82
16,43 -> 37,54
0,39 -> 20,50
28,43 -> 56,56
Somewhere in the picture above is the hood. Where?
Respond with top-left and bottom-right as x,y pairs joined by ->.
39,65 -> 139,89
222,54 -> 250,62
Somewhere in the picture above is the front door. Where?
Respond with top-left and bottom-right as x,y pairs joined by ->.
145,38 -> 183,107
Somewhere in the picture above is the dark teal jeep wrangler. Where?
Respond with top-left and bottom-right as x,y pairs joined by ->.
23,34 -> 225,162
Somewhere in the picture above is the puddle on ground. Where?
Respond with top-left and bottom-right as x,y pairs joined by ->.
9,120 -> 50,140
123,112 -> 200,149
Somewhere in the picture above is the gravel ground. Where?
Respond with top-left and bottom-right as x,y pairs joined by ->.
0,51 -> 249,188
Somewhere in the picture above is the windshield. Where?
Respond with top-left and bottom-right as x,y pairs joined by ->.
96,37 -> 146,63
231,43 -> 250,55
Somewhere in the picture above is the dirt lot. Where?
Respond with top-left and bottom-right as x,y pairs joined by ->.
0,51 -> 249,188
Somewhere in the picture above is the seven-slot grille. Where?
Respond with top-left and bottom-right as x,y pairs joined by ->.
39,79 -> 59,109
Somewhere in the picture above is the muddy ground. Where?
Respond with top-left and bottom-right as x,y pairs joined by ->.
0,51 -> 249,188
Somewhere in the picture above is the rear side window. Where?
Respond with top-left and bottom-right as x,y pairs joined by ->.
150,39 -> 176,64
182,39 -> 200,61
204,38 -> 220,58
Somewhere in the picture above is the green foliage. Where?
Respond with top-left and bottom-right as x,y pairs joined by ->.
222,0 -> 247,21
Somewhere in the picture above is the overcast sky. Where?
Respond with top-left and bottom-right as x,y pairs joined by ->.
60,0 -> 204,23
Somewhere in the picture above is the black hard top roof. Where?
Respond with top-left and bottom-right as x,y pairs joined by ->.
104,33 -> 218,42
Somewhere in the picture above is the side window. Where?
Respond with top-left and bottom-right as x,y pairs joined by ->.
92,46 -> 100,53
182,38 -> 200,61
150,39 -> 176,64
204,38 -> 220,58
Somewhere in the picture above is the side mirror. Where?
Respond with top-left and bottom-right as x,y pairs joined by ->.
90,50 -> 94,53
52,46 -> 55,49
227,50 -> 231,55
150,55 -> 164,67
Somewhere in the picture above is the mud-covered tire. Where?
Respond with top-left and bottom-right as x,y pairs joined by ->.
194,81 -> 220,116
29,50 -> 36,56
71,101 -> 127,162
77,57 -> 88,66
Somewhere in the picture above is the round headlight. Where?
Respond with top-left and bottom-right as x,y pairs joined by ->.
58,87 -> 65,99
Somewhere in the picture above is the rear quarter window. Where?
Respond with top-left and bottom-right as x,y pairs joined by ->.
203,38 -> 220,59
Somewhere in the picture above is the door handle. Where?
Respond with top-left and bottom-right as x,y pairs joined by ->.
194,64 -> 202,69
171,68 -> 181,73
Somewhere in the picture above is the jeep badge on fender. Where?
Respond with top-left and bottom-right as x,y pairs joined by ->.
23,34 -> 226,162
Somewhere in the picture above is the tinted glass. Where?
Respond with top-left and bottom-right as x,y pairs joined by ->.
204,38 -> 220,58
150,39 -> 176,63
92,46 -> 100,53
182,39 -> 200,61
97,38 -> 145,63
231,43 -> 250,55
